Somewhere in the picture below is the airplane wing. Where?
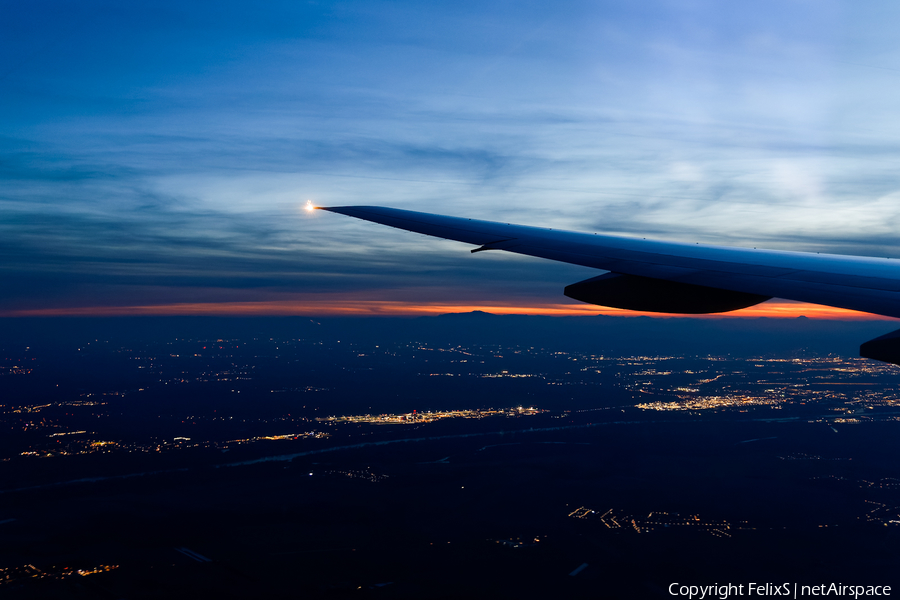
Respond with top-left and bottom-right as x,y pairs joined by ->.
320,205 -> 900,364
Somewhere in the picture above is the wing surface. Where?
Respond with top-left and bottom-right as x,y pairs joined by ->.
322,205 -> 900,320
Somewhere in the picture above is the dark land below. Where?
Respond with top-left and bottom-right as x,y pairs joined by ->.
2,314 -> 900,598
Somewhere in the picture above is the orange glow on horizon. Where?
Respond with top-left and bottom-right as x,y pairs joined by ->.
1,299 -> 891,320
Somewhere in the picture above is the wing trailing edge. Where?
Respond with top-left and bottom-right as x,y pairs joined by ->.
320,205 -> 900,365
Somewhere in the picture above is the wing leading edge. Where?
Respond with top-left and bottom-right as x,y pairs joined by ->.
320,205 -> 900,364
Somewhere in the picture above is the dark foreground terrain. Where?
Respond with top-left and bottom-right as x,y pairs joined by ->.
2,315 -> 900,598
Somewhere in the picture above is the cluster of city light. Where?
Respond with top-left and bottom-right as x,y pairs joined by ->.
636,394 -> 782,412
613,355 -> 900,416
20,439 -> 122,458
862,500 -> 900,526
633,369 -> 674,376
9,403 -> 52,414
47,430 -> 87,437
318,468 -> 389,483
318,406 -> 543,425
812,474 -> 900,490
490,535 -> 545,548
17,430 -> 331,459
4,399 -> 108,416
0,564 -> 118,586
76,565 -> 119,576
778,452 -> 851,461
479,371 -> 537,378
258,432 -> 330,441
569,507 -> 739,537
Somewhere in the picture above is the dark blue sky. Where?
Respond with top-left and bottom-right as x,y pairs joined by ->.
3,1 -> 900,315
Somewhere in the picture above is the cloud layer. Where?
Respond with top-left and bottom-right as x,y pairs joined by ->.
4,1 -> 900,313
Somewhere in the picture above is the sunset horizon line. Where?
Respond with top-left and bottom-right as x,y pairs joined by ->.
1,299 -> 892,320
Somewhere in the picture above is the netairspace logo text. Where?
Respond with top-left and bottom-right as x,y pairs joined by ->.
669,583 -> 891,600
